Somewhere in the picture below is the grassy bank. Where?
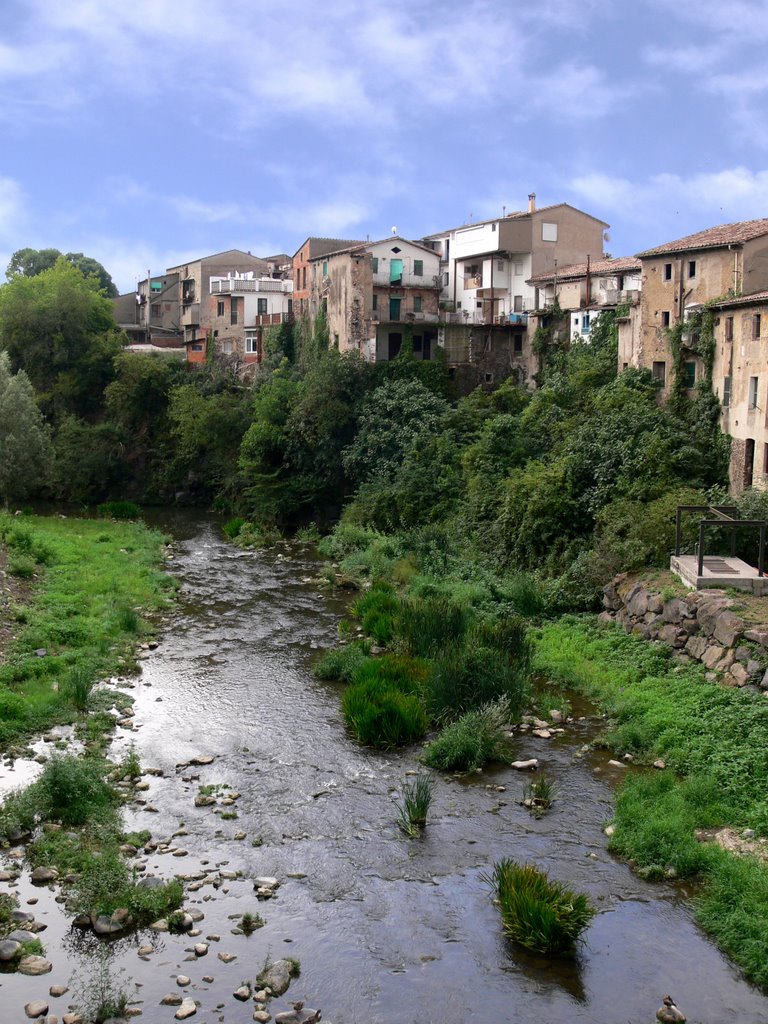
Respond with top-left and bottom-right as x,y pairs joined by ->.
0,512 -> 174,747
535,616 -> 768,986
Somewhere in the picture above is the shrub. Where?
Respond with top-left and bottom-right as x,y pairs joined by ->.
97,501 -> 141,520
485,859 -> 595,954
313,642 -> 370,682
34,755 -> 118,827
240,911 -> 265,934
395,773 -> 435,836
342,676 -> 428,748
7,553 -> 36,578
505,574 -> 547,618
422,698 -> 512,773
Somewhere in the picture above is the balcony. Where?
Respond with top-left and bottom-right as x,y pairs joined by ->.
463,275 -> 482,289
211,278 -> 291,294
250,312 -> 294,327
372,270 -> 441,290
180,303 -> 200,326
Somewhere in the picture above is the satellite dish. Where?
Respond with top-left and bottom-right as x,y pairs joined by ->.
603,230 -> 611,242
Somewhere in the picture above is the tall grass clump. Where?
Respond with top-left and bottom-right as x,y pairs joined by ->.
61,663 -> 96,711
395,772 -> 435,836
422,697 -> 512,773
396,595 -> 471,657
427,636 -> 529,721
222,517 -> 245,540
505,573 -> 547,618
485,859 -> 595,954
342,675 -> 428,748
34,755 -> 119,828
353,583 -> 400,645
97,501 -> 141,521
313,641 -> 370,682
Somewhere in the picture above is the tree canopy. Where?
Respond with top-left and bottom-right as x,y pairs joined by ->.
6,248 -> 118,297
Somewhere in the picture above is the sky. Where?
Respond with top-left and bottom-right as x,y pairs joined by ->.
3,0 -> 768,294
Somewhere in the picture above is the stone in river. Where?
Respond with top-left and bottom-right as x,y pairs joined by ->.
175,998 -> 197,1019
25,1001 -> 49,1018
18,955 -> 53,975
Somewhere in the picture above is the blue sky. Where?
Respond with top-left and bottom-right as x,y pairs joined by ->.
3,0 -> 768,293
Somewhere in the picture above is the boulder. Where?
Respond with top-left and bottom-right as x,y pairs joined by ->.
648,594 -> 664,614
0,939 -> 21,961
715,649 -> 736,672
18,955 -> 53,975
261,959 -> 296,997
745,628 -> 768,648
25,1001 -> 49,1019
625,585 -> 650,618
602,581 -> 622,611
662,598 -> 689,624
726,663 -> 751,688
30,867 -> 59,885
160,994 -> 183,1006
684,635 -> 708,660
713,611 -> 745,648
697,599 -> 733,636
175,998 -> 197,1020
701,645 -> 726,670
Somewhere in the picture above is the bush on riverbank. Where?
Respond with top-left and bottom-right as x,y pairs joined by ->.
535,615 -> 768,985
422,697 -> 512,772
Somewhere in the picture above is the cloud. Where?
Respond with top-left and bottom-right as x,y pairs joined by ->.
0,178 -> 25,241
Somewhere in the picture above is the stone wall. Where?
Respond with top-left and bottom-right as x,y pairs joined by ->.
601,574 -> 768,690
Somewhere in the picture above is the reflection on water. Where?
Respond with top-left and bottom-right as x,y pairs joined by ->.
2,512 -> 768,1024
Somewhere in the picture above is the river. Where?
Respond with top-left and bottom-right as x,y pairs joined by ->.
3,514 -> 768,1023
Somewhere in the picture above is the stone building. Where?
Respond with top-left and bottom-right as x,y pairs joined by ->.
629,219 -> 768,392
292,237 -> 364,317
308,237 -> 441,362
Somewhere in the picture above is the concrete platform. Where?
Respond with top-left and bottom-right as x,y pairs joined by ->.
670,554 -> 768,595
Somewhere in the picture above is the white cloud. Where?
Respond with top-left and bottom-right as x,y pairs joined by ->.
0,178 -> 25,241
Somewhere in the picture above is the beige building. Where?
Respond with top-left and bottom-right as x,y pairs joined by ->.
628,219 -> 768,391
309,237 -> 441,361
709,291 -> 768,493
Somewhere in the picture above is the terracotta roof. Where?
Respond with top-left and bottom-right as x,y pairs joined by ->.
527,255 -> 640,285
712,290 -> 768,309
308,236 -> 438,262
423,202 -> 608,239
637,219 -> 768,257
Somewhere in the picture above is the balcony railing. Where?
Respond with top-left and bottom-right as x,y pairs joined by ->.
211,278 -> 291,294
249,312 -> 294,327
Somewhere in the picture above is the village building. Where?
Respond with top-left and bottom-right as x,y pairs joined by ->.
292,237 -> 365,317
113,272 -> 184,351
308,236 -> 441,362
422,194 -> 609,388
628,219 -> 768,391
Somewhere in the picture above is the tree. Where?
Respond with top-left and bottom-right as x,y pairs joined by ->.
6,248 -> 118,297
0,257 -> 123,420
0,352 -> 52,505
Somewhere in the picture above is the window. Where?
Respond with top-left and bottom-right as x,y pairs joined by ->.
334,333 -> 339,348
722,376 -> 732,407
245,334 -> 259,354
514,262 -> 523,276
322,261 -> 328,277
753,314 -> 762,339
514,295 -> 523,312
513,334 -> 523,353
191,343 -> 204,352
217,300 -> 225,317
652,361 -> 666,386
476,301 -> 482,309
222,340 -> 233,355
750,376 -> 759,409
661,311 -> 671,328
302,267 -> 306,289
414,259 -> 423,276
372,294 -> 378,311
682,361 -> 696,388
491,223 -> 497,232
230,298 -> 238,325
371,257 -> 379,273
257,298 -> 268,315
688,260 -> 697,278
725,316 -> 734,341
413,296 -> 422,312
150,303 -> 161,316
542,222 -> 558,242
485,372 -> 494,383
581,313 -> 590,332
663,263 -> 672,281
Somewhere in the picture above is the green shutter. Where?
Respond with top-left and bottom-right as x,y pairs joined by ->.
414,259 -> 423,276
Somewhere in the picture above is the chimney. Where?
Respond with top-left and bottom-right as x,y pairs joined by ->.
528,192 -> 536,213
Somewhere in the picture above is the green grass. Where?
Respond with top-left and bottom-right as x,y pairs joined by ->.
353,583 -> 400,645
485,859 -> 595,954
426,638 -> 529,721
342,675 -> 428,748
422,697 -> 512,773
96,501 -> 141,520
313,641 -> 370,682
395,772 -> 435,836
534,616 -> 768,985
0,512 -> 171,746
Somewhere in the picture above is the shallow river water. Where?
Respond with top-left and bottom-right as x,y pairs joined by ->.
3,515 -> 768,1024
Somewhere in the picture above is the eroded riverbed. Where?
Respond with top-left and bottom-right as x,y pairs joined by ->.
3,516 -> 768,1023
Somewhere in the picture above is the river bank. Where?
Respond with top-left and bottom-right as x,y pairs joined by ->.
3,517 -> 767,1023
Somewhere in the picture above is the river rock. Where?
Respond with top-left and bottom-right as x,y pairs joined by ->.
137,874 -> 165,890
0,939 -> 21,961
160,994 -> 183,1006
261,959 -> 297,996
253,1013 -> 271,1024
189,755 -> 215,766
25,1001 -> 49,1018
30,867 -> 59,885
49,985 -> 69,997
275,1007 -> 322,1024
233,985 -> 251,1001
9,928 -> 39,943
510,759 -> 538,770
176,975 -> 191,987
18,955 -> 53,975
92,908 -> 132,935
175,998 -> 197,1019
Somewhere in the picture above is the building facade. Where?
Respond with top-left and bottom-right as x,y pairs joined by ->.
292,237 -> 364,317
